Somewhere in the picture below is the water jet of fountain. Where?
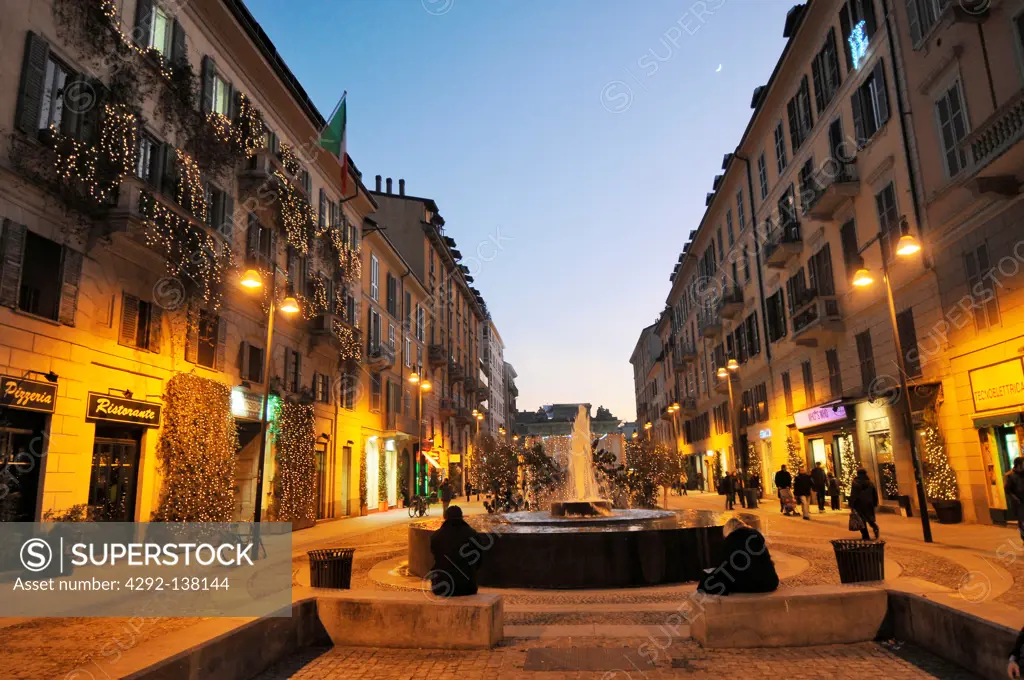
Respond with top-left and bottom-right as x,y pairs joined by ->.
551,405 -> 612,517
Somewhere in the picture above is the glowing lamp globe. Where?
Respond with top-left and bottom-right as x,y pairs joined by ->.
240,269 -> 262,289
852,268 -> 874,287
280,296 -> 300,314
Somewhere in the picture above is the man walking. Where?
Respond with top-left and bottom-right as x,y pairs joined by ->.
736,471 -> 747,508
774,465 -> 792,513
793,466 -> 813,520
811,461 -> 828,513
1005,457 -> 1024,541
722,472 -> 737,510
849,468 -> 880,540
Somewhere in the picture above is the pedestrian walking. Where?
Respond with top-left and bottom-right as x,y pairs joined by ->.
827,473 -> 840,510
750,471 -> 762,499
774,465 -> 792,514
793,466 -> 813,520
1004,457 -> 1024,542
465,480 -> 472,503
722,472 -> 737,510
680,472 -> 689,496
849,468 -> 880,540
440,478 -> 454,514
736,471 -> 747,508
696,472 -> 705,493
811,462 -> 828,513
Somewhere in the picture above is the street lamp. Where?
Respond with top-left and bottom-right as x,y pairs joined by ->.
643,421 -> 652,440
851,225 -> 932,542
409,372 -> 431,498
717,358 -> 740,475
239,266 -> 298,530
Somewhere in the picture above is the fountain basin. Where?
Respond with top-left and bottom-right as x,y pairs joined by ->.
550,499 -> 613,517
408,509 -> 759,589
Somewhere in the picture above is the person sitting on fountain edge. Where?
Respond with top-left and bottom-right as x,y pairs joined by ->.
429,505 -> 482,597
696,518 -> 779,596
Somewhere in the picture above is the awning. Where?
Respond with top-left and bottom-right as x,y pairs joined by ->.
973,409 -> 1023,429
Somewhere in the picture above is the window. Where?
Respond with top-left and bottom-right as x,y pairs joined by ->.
405,337 -> 412,367
802,360 -> 815,405
935,80 -> 969,178
786,269 -> 810,316
742,246 -> 750,282
896,308 -> 923,378
778,184 -> 797,225
745,311 -> 760,357
766,290 -> 787,342
840,0 -> 879,67
368,309 -> 382,349
787,76 -> 814,151
195,311 -> 219,369
201,56 -> 233,117
119,294 -> 161,352
38,55 -> 71,133
812,29 -> 842,114
239,342 -> 264,383
386,273 -> 397,317
964,243 -> 1000,330
370,374 -> 381,412
839,219 -> 860,275
245,214 -> 272,266
212,74 -> 230,116
148,4 -> 172,56
341,370 -> 357,409
782,371 -> 794,415
314,373 -> 330,404
757,152 -> 769,200
284,347 -> 302,393
826,348 -> 843,398
774,121 -> 788,174
136,133 -> 158,184
17,230 -> 66,321
851,60 -> 890,144
856,330 -> 876,392
798,158 -> 815,209
726,211 -> 735,247
388,323 -> 396,349
736,190 -> 746,230
370,254 -> 379,301
874,183 -> 900,262
717,228 -> 724,261
808,243 -> 836,296
905,0 -> 950,45
415,304 -> 425,341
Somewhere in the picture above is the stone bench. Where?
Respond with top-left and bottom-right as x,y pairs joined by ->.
315,589 -> 503,649
691,584 -> 887,648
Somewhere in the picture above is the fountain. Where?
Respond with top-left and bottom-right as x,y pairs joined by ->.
406,405 -> 759,589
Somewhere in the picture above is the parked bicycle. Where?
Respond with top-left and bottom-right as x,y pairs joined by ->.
407,494 -> 429,518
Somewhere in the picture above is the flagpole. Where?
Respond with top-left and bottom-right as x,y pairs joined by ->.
320,91 -> 347,137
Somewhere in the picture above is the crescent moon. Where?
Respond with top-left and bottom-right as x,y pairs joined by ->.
716,64 -> 722,72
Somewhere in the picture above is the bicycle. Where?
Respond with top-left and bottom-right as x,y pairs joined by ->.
407,495 -> 429,518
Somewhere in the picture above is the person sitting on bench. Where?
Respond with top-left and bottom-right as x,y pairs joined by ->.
697,518 -> 779,595
429,505 -> 482,597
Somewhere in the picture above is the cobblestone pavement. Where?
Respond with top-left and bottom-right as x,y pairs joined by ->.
252,638 -> 979,679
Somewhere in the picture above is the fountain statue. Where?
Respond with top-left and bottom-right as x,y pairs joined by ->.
550,405 -> 613,517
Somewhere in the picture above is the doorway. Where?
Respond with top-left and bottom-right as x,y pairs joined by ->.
809,438 -> 827,472
341,445 -> 352,515
89,427 -> 142,521
365,438 -> 380,508
233,422 -> 262,521
995,425 -> 1021,475
315,440 -> 332,520
0,411 -> 47,521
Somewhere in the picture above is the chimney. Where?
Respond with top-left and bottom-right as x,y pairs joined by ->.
399,179 -> 405,196
375,175 -> 382,192
386,177 -> 393,194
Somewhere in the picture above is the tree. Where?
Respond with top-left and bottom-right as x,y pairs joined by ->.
621,439 -> 678,508
595,406 -> 615,421
786,437 -> 803,472
472,435 -> 522,513
521,443 -> 564,509
922,421 -> 958,501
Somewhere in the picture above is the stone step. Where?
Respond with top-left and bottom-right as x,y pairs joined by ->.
505,624 -> 691,639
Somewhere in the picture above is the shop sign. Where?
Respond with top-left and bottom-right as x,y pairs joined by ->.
231,387 -> 263,421
449,454 -> 461,463
86,392 -> 161,427
759,428 -> 772,440
0,375 -> 56,413
970,359 -> 1024,413
794,403 -> 847,430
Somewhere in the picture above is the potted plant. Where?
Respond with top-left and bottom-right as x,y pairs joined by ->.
921,421 -> 962,524
359,449 -> 369,516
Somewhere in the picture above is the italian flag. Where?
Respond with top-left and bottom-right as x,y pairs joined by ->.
319,93 -> 348,193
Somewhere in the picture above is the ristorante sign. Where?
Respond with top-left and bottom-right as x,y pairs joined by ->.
0,375 -> 57,413
86,393 -> 161,427
970,359 -> 1024,413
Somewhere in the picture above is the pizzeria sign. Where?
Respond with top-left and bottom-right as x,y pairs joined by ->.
0,375 -> 57,413
86,392 -> 162,427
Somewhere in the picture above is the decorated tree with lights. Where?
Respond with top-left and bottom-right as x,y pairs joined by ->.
746,442 -> 762,478
619,439 -> 678,508
922,419 -> 959,501
837,430 -> 859,498
473,435 -> 523,513
521,443 -> 564,509
153,373 -> 238,522
786,437 -> 803,471
270,401 -> 317,524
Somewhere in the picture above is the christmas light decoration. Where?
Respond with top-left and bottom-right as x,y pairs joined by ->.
848,20 -> 868,70
378,442 -> 388,506
837,430 -> 858,497
233,93 -> 265,158
273,170 -> 313,255
922,424 -> 958,501
786,436 -> 803,471
99,104 -> 139,178
271,401 -> 317,523
175,149 -> 208,223
359,447 -> 368,510
746,441 -> 761,477
278,143 -> 302,178
336,322 -> 361,362
152,373 -> 238,522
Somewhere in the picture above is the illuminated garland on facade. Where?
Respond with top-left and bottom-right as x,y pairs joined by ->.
175,149 -> 208,223
271,401 -> 317,523
378,443 -> 388,506
746,441 -> 761,476
279,143 -> 302,178
359,447 -> 368,509
153,373 -> 238,522
234,93 -> 265,158
273,171 -> 313,255
336,322 -> 361,362
99,104 -> 139,178
837,430 -> 858,497
787,436 -> 803,472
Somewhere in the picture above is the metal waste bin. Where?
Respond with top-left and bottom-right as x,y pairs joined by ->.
743,488 -> 758,509
308,548 -> 355,589
830,540 -> 885,584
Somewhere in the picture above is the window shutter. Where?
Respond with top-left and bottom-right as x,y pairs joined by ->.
800,76 -> 813,130
0,220 -> 26,308
214,316 -> 228,371
228,84 -> 239,120
851,89 -> 866,144
148,302 -> 162,353
826,29 -> 841,90
811,55 -> 825,115
861,0 -> 877,37
16,32 -> 50,135
76,79 -> 107,145
219,193 -> 234,240
171,19 -> 186,66
246,214 -> 259,263
60,73 -> 85,140
839,3 -> 853,71
239,340 -> 250,380
185,316 -> 199,363
161,142 -> 176,196
873,60 -> 890,126
905,0 -> 922,44
319,188 -> 327,229
119,293 -> 140,346
787,98 -> 800,151
58,247 -> 83,326
200,55 -> 215,114
134,0 -> 154,48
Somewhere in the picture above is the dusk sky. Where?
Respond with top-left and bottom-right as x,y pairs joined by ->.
243,0 -> 795,421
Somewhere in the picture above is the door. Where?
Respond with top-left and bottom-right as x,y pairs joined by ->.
314,441 -> 330,519
89,434 -> 141,521
0,426 -> 44,521
996,426 -> 1020,476
871,431 -> 898,502
341,445 -> 352,515
810,438 -> 827,471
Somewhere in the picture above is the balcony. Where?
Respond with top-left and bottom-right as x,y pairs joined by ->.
448,360 -> 465,383
678,397 -> 698,417
454,408 -> 475,426
802,162 -> 859,220
962,88 -> 1024,193
428,344 -> 447,368
674,342 -> 698,371
367,343 -> 396,370
107,177 -> 220,252
480,357 -> 491,378
718,286 -> 744,319
713,373 -> 734,395
385,410 -> 397,431
439,398 -> 457,418
790,294 -> 844,347
698,308 -> 722,338
763,219 -> 802,269
310,313 -> 361,358
463,373 -> 479,394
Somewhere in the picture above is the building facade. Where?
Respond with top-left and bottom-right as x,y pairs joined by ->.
483,320 -> 505,438
503,360 -> 518,436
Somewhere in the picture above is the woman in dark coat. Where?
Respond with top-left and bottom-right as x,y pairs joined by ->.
827,473 -> 841,510
429,506 -> 482,597
849,468 -> 880,540
697,518 -> 779,595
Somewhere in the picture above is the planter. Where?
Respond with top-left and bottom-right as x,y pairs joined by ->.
359,503 -> 368,517
379,501 -> 388,513
931,499 -> 963,524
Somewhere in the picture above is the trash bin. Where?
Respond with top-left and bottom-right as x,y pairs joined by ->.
308,548 -> 355,589
744,488 -> 759,509
830,540 -> 885,584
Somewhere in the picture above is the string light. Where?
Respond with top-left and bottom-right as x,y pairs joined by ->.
271,401 -> 317,522
273,170 -> 313,255
337,323 -> 361,362
359,444 -> 368,509
152,373 -> 238,522
234,93 -> 265,158
278,142 -> 302,178
922,424 -> 958,501
175,149 -> 208,223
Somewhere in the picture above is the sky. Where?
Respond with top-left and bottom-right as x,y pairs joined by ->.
243,0 -> 795,422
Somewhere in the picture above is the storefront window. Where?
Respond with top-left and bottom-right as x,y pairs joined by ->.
872,432 -> 899,500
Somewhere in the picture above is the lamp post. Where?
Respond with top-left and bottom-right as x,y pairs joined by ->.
851,228 -> 932,542
717,358 -> 740,474
408,372 -> 432,499
239,267 -> 299,533
643,421 -> 652,440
